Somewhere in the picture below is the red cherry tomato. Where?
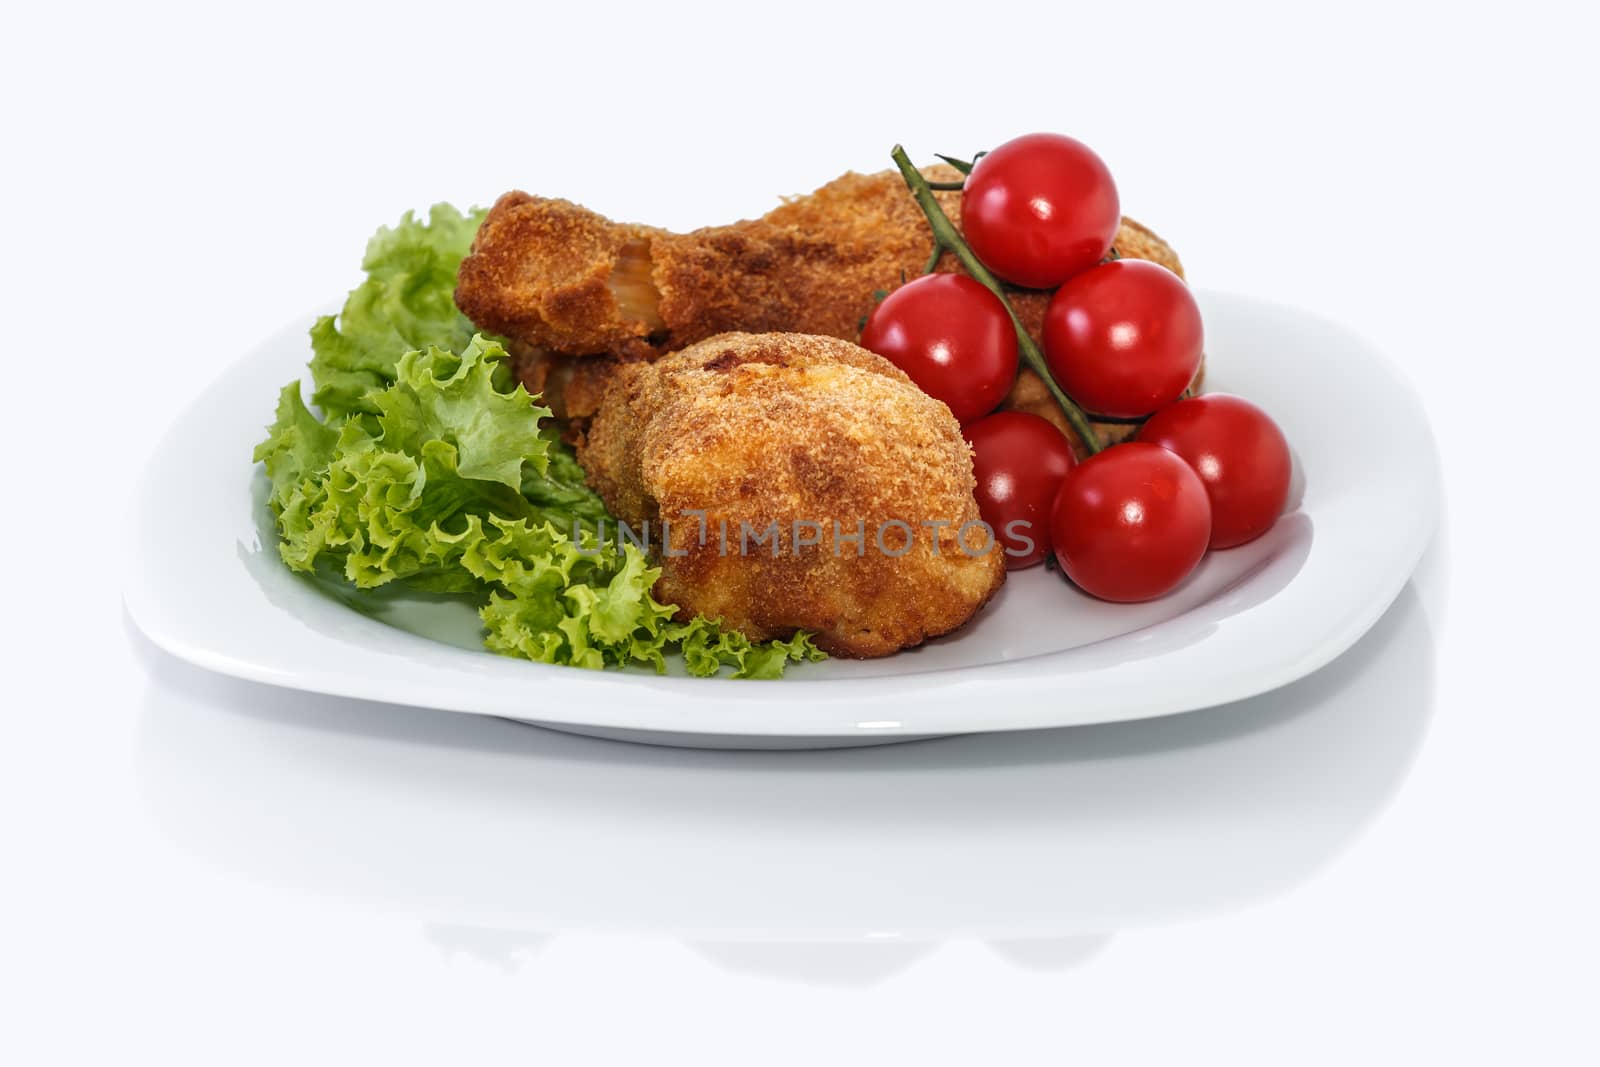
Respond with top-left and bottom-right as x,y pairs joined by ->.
960,133 -> 1121,289
860,273 -> 1018,423
1043,259 -> 1204,419
1050,442 -> 1212,602
963,411 -> 1077,569
1137,394 -> 1292,549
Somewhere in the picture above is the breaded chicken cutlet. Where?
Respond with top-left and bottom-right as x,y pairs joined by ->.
579,332 -> 1006,658
455,165 -> 1194,454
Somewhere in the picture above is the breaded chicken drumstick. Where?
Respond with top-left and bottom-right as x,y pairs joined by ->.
455,166 -> 1193,453
579,332 -> 1006,658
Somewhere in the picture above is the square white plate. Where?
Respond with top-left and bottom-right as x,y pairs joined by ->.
125,292 -> 1439,747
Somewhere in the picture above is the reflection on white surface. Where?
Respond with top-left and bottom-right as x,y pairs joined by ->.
684,941 -> 941,987
422,924 -> 552,973
987,934 -> 1113,972
133,547 -> 1438,987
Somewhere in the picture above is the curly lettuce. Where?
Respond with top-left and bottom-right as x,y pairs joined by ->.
309,204 -> 487,422
255,326 -> 822,677
467,519 -> 823,677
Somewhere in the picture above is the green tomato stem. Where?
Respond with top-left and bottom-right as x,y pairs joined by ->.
889,145 -> 1104,455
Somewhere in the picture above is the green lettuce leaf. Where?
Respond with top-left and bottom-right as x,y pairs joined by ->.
254,381 -> 338,506
477,530 -> 826,676
522,427 -> 612,528
309,204 -> 486,422
668,617 -> 828,679
260,336 -> 573,590
256,326 -> 822,677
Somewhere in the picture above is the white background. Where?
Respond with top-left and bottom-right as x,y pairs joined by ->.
5,1 -> 1599,1063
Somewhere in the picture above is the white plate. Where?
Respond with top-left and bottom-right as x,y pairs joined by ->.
125,292 -> 1440,748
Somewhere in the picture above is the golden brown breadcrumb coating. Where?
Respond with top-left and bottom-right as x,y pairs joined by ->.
465,165 -> 1194,456
457,166 -> 1184,361
578,333 -> 1006,658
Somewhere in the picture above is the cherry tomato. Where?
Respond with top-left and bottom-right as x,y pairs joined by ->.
960,133 -> 1121,289
1043,259 -> 1204,418
964,411 -> 1077,569
1137,394 -> 1292,549
859,273 -> 1018,423
1050,442 -> 1212,602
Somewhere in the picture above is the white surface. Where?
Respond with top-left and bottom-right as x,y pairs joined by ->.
125,293 -> 1437,744
5,1 -> 1599,1063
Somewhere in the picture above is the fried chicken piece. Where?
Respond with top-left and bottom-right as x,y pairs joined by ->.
578,332 -> 1005,658
461,165 -> 1193,456
456,166 -> 1184,361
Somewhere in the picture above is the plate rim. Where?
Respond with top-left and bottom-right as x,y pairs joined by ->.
125,290 -> 1441,740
